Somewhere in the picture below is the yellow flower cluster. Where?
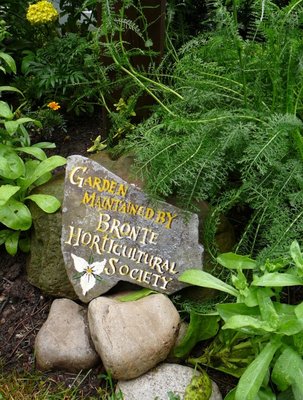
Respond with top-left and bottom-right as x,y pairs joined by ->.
26,1 -> 59,25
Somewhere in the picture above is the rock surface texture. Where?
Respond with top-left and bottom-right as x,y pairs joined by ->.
88,294 -> 180,380
35,299 -> 99,372
116,363 -> 222,400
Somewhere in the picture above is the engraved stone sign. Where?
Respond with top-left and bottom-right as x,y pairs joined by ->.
61,155 -> 203,303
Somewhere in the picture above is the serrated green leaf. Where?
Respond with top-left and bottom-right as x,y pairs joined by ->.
179,269 -> 239,297
0,101 -> 13,119
0,185 -> 20,206
25,194 -> 61,213
217,253 -> 257,270
0,198 -> 31,230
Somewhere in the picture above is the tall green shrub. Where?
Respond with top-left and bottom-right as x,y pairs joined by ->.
122,0 -> 303,262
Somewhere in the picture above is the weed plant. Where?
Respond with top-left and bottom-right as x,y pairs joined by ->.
121,0 -> 303,264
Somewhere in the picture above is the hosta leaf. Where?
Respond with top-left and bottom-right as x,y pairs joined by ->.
25,194 -> 61,213
0,198 -> 31,230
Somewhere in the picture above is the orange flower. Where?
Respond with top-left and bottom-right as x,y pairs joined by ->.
47,101 -> 61,110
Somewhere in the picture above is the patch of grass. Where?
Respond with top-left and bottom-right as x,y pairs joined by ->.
0,369 -> 108,400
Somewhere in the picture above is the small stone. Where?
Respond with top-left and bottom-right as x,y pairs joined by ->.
88,294 -> 180,380
116,363 -> 222,400
35,299 -> 99,372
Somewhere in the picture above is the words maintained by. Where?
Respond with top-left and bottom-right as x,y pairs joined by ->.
69,166 -> 178,229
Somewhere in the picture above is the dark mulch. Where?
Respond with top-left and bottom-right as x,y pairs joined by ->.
0,112 -> 236,397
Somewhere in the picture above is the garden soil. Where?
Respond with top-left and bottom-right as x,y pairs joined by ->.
0,113 -> 236,398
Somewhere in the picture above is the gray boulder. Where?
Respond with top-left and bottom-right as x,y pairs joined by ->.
88,294 -> 180,380
27,153 -> 139,298
116,363 -> 222,400
35,299 -> 100,372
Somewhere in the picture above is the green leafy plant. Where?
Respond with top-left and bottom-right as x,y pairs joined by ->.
0,98 -> 66,255
178,241 -> 303,399
121,0 -> 303,263
0,46 -> 66,255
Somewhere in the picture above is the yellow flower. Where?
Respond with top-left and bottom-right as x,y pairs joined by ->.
26,1 -> 59,25
47,101 -> 61,110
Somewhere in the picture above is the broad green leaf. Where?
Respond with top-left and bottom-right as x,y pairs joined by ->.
4,120 -> 19,135
18,160 -> 52,190
117,288 -> 156,302
217,253 -> 257,270
235,338 -> 281,400
223,315 -> 275,334
290,240 -> 303,271
19,236 -> 30,253
0,185 -> 20,206
32,142 -> 56,149
0,144 -> 25,179
0,86 -> 23,95
16,117 -> 42,128
0,229 -> 12,245
252,273 -> 303,287
257,290 -> 279,329
179,269 -> 239,297
0,101 -> 13,119
21,155 -> 66,190
277,316 -> 303,336
217,303 -> 260,321
225,388 -> 236,400
16,147 -> 47,161
0,52 -> 16,73
272,346 -> 303,398
174,313 -> 220,358
0,198 -> 31,230
295,302 -> 303,319
5,231 -> 20,255
25,194 -> 61,213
